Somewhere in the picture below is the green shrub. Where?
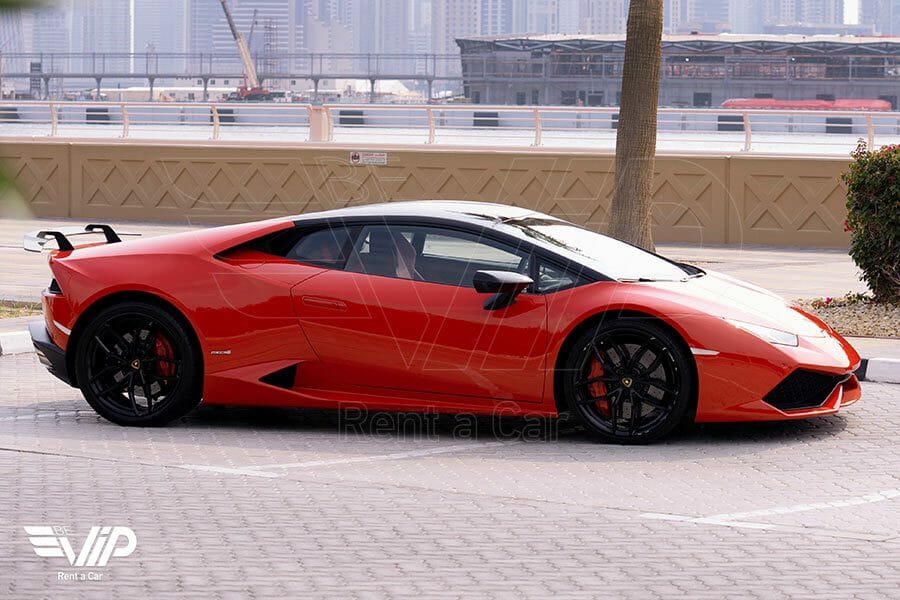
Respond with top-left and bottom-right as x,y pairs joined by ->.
841,141 -> 900,303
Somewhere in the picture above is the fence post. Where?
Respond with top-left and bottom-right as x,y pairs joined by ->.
211,105 -> 220,140
426,107 -> 435,144
742,112 -> 752,152
121,104 -> 129,138
533,107 -> 542,147
307,105 -> 333,142
49,102 -> 58,136
866,113 -> 875,148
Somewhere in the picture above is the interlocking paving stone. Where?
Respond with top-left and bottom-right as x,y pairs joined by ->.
0,352 -> 899,598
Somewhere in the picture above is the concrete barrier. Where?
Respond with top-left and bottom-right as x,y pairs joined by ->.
0,139 -> 852,247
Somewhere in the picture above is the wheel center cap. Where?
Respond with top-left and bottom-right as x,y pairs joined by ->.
621,377 -> 633,388
130,359 -> 141,370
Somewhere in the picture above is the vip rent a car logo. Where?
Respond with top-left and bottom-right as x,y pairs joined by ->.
25,526 -> 136,579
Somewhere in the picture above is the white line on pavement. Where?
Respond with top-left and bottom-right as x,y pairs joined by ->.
177,464 -> 282,478
177,441 -> 512,479
640,513 -> 776,530
704,488 -> 900,521
641,488 -> 900,533
251,441 -> 510,470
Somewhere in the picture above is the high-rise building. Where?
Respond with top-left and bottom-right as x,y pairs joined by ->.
69,0 -> 133,72
481,0 -> 513,35
729,0 -> 764,32
432,0 -> 480,56
187,0 -> 223,55
859,0 -> 900,34
762,0 -> 845,25
0,7 -> 23,54
524,0 -> 559,33
577,0 -> 625,34
557,0 -> 580,33
133,0 -> 188,73
665,0 -> 731,33
207,0 -> 306,75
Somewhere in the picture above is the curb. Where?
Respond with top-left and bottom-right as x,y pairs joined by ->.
1,328 -> 898,382
0,330 -> 33,357
855,358 -> 900,385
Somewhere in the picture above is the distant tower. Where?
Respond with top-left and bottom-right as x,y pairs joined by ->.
859,0 -> 900,34
0,7 -> 23,53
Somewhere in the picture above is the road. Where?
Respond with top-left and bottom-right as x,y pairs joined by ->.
1,351 -> 898,598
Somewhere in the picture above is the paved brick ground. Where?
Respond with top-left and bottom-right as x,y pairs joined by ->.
0,352 -> 898,598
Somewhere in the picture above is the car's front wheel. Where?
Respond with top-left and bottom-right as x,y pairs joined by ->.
561,318 -> 694,444
74,301 -> 202,426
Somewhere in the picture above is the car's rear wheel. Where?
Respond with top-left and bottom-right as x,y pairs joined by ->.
561,319 -> 693,444
74,301 -> 202,426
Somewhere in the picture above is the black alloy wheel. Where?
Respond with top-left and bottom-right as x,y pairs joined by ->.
562,319 -> 694,444
75,302 -> 202,426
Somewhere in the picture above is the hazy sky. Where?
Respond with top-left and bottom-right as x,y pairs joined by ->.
846,0 -> 859,24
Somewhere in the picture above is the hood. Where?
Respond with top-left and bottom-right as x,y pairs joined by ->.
647,270 -> 826,337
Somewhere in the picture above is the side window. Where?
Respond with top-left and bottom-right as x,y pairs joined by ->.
535,259 -> 587,294
285,227 -> 353,268
346,225 -> 529,287
421,232 -> 524,271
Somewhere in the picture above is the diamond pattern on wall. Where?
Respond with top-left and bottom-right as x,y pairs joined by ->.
2,141 -> 853,247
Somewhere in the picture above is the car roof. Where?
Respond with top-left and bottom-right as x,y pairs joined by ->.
292,200 -> 547,226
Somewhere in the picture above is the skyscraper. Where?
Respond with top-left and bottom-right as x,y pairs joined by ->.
577,0 -> 625,34
524,0 -> 559,33
0,7 -> 22,53
859,0 -> 900,34
69,0 -> 133,72
432,0 -> 480,55
133,0 -> 188,73
481,0 -> 514,35
762,0 -> 845,25
665,0 -> 731,33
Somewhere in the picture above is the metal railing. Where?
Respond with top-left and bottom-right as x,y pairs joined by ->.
1,101 -> 899,154
0,52 -> 463,80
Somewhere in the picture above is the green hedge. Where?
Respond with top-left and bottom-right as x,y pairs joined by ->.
841,142 -> 900,303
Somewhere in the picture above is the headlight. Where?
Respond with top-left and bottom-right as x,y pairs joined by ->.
725,319 -> 799,347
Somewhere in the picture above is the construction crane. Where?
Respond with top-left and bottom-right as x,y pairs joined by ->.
247,9 -> 259,52
218,0 -> 270,101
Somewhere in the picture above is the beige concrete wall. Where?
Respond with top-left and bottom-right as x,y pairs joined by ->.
0,140 -> 852,247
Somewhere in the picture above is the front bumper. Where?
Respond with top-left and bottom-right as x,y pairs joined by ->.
29,321 -> 74,386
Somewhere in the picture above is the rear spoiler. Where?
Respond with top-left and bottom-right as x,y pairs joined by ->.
23,224 -> 141,253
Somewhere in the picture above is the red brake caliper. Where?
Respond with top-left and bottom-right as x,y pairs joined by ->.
153,334 -> 176,378
587,357 -> 610,417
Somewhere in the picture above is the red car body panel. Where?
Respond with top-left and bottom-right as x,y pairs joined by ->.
36,205 -> 861,424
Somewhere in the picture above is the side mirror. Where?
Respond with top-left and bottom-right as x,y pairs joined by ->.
472,270 -> 533,310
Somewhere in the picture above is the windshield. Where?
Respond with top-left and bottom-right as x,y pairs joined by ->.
501,217 -> 696,282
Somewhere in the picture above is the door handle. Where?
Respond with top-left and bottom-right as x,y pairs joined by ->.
301,296 -> 348,311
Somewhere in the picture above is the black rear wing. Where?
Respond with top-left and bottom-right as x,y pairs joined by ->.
23,224 -> 141,253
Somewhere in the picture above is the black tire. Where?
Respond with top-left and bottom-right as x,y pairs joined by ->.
560,318 -> 694,444
74,301 -> 202,426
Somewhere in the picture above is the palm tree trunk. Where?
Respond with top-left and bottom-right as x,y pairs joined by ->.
608,0 -> 663,252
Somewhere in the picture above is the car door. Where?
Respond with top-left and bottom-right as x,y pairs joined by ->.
291,224 -> 548,404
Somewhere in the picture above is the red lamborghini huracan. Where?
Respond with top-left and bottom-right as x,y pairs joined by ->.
26,201 -> 861,443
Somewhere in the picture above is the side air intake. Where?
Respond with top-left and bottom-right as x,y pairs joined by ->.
260,364 -> 298,390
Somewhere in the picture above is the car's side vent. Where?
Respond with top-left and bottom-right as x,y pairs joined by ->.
763,370 -> 849,411
48,278 -> 62,295
260,364 -> 298,390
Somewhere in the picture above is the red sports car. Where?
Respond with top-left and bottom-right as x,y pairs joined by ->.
26,201 -> 861,443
